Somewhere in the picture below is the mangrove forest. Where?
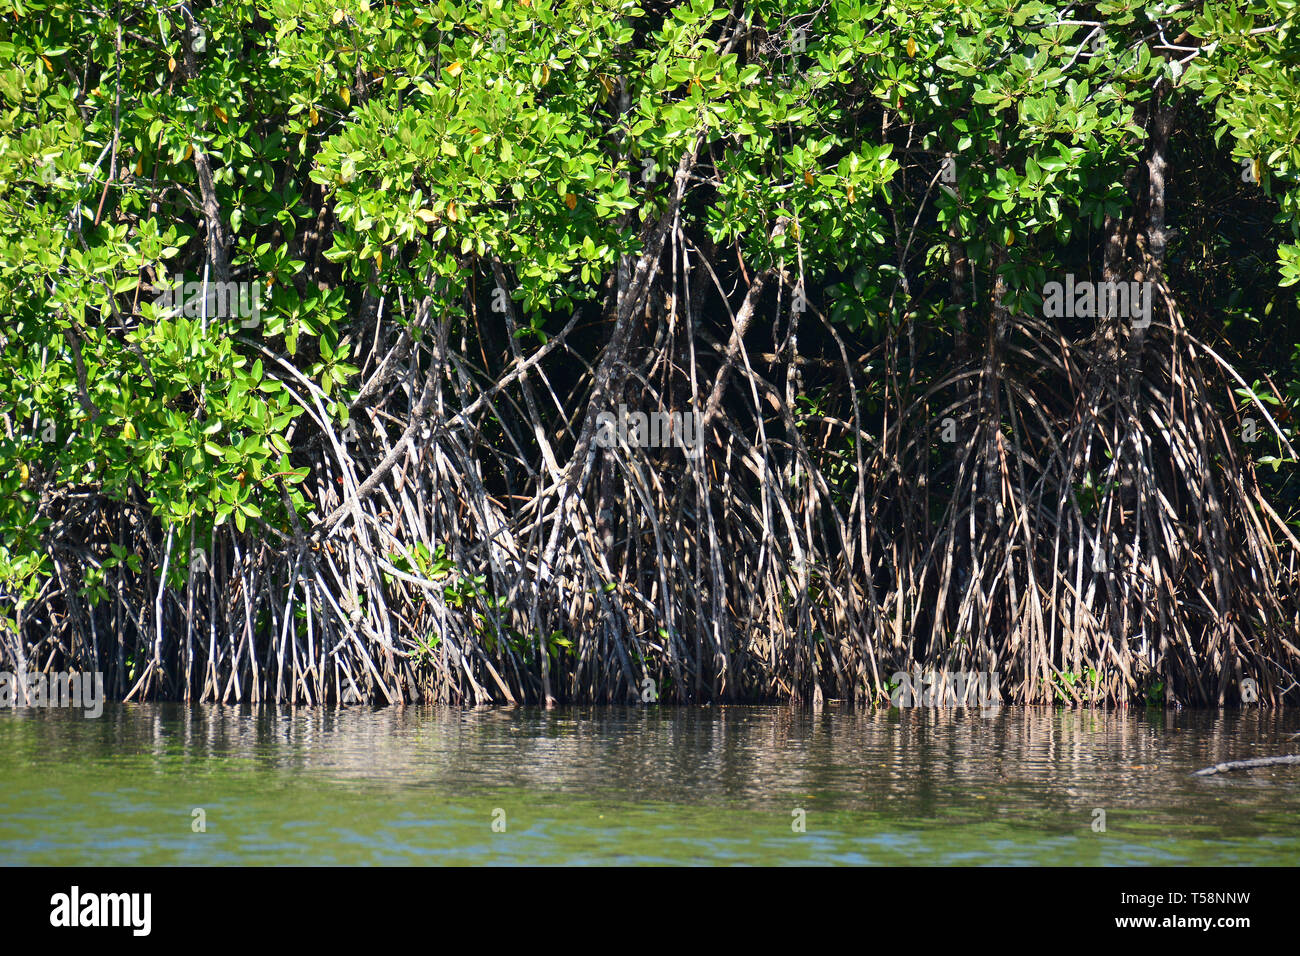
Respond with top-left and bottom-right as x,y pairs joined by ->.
2,0 -> 1299,710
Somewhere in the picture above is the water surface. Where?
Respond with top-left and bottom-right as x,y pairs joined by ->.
1,705 -> 1297,864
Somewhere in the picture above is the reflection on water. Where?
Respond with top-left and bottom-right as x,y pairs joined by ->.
0,705 -> 1297,864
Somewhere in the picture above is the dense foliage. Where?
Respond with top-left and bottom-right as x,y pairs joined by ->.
1,0 -> 1297,705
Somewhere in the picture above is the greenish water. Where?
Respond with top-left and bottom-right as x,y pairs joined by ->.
0,704 -> 1297,865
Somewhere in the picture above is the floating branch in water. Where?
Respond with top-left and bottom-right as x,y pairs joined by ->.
1192,755 -> 1300,776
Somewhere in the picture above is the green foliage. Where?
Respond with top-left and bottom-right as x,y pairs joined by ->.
1048,668 -> 1104,704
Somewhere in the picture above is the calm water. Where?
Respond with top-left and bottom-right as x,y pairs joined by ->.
0,704 -> 1297,865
